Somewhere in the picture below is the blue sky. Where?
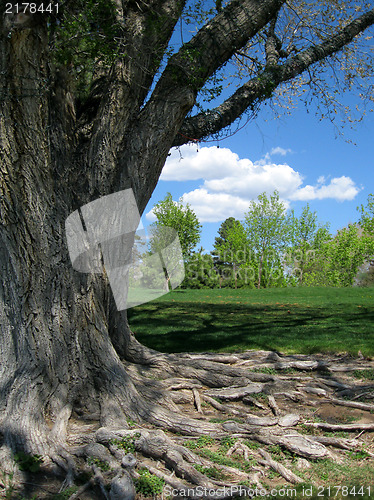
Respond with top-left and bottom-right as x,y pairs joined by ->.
143,98 -> 373,253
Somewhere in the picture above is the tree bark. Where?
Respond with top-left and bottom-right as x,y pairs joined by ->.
0,12 -> 146,465
258,251 -> 264,289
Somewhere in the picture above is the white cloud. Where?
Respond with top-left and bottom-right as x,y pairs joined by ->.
204,162 -> 303,199
145,208 -> 156,222
270,146 -> 292,156
162,146 -> 302,198
181,189 -> 250,223
161,146 -> 243,181
155,145 -> 360,222
290,176 -> 360,201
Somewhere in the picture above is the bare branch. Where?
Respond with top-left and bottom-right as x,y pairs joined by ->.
174,7 -> 374,146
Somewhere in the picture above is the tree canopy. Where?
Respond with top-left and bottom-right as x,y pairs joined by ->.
151,192 -> 202,258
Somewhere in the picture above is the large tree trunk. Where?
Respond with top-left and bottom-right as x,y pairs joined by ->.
0,10 -> 218,473
0,14 -> 146,463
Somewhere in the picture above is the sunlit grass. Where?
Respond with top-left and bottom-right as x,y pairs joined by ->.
127,287 -> 374,356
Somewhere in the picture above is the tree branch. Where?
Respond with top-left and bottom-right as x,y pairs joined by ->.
173,7 -> 374,146
80,0 -> 187,126
115,0 -> 286,211
77,0 -> 187,198
265,18 -> 280,67
155,0 -> 286,96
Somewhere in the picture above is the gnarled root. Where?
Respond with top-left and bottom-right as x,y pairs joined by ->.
1,348 -> 373,499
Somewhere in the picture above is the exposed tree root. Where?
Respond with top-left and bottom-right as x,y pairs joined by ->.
1,348 -> 373,499
257,448 -> 304,484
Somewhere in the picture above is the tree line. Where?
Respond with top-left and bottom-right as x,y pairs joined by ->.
151,191 -> 374,289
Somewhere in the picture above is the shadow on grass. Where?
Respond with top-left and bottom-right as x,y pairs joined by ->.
127,300 -> 374,356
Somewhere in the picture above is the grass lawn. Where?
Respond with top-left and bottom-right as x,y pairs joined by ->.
127,287 -> 374,357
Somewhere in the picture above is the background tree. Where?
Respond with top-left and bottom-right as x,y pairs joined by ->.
222,220 -> 249,289
1,0 -> 374,491
213,218 -> 238,249
286,204 -> 331,284
303,224 -> 373,286
355,258 -> 374,287
151,193 -> 202,259
358,193 -> 374,235
244,191 -> 291,288
182,250 -> 218,289
212,218 -> 247,288
355,193 -> 374,285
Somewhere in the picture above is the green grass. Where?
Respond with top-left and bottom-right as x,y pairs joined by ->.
127,287 -> 374,356
353,369 -> 374,380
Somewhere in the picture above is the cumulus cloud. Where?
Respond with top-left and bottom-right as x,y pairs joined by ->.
161,146 -> 302,198
204,162 -> 303,199
181,189 -> 250,223
160,146 -> 242,181
151,145 -> 360,222
290,176 -> 360,201
145,208 -> 157,222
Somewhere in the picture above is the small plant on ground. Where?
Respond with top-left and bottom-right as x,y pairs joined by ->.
312,415 -> 325,423
343,414 -> 361,423
1,471 -> 15,500
243,439 -> 261,450
135,468 -> 165,496
268,445 -> 283,458
194,464 -> 226,480
252,367 -> 277,375
309,458 -> 374,488
298,423 -> 320,435
184,435 -> 216,449
212,396 -> 223,403
268,444 -> 295,463
196,435 -> 215,447
51,486 -> 79,499
238,480 -> 259,489
348,449 -> 371,460
219,436 -> 237,451
87,457 -> 111,472
126,418 -> 137,428
329,430 -> 351,438
353,369 -> 374,380
209,417 -> 245,424
267,469 -> 282,479
13,451 -> 43,473
197,449 -> 255,472
111,432 -> 141,453
250,392 -> 268,401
